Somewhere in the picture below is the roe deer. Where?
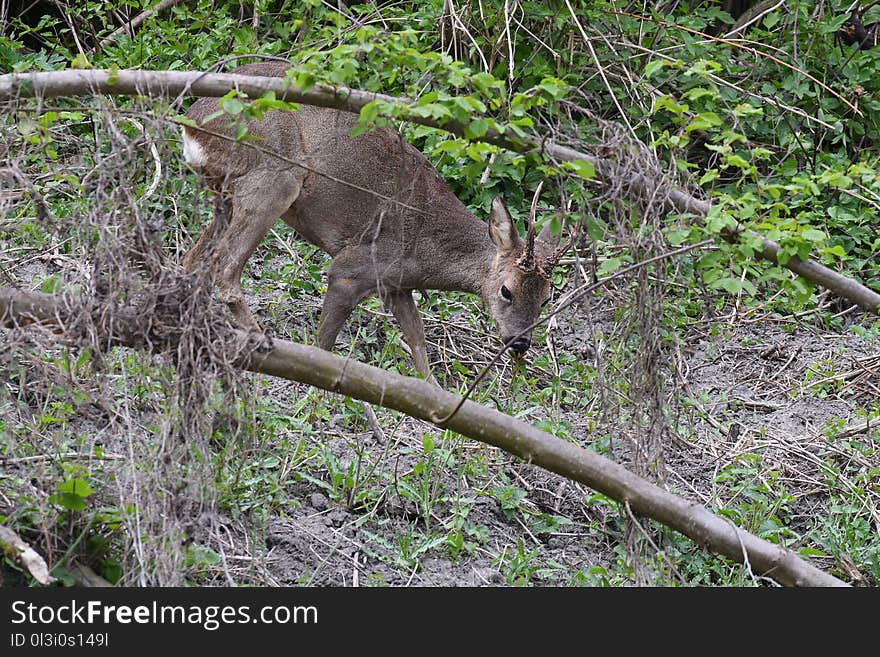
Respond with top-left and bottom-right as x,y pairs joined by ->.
181,61 -> 569,378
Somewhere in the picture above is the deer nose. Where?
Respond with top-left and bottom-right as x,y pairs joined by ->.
507,336 -> 531,354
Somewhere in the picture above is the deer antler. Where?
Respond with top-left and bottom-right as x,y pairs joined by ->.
537,210 -> 576,279
517,181 -> 543,273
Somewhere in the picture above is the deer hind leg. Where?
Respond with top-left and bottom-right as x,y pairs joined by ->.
183,192 -> 232,274
211,169 -> 302,330
385,290 -> 432,379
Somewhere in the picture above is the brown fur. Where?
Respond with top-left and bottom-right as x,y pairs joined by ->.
182,61 -> 565,377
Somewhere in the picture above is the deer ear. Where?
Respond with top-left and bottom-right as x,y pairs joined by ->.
488,197 -> 519,254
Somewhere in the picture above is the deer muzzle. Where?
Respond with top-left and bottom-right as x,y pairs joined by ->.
506,336 -> 531,355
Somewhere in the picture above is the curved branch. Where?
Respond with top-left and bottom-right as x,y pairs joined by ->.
1,67 -> 877,313
0,285 -> 849,587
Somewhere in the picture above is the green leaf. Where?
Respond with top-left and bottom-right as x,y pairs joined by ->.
174,115 -> 198,128
359,101 -> 380,124
597,257 -> 622,276
698,169 -> 720,185
295,71 -> 316,90
538,77 -> 568,99
643,59 -> 666,78
71,53 -> 91,69
686,111 -> 723,132
49,492 -> 87,511
801,228 -> 826,243
705,206 -> 737,234
563,159 -> 596,180
798,547 -> 827,557
710,276 -> 756,295
40,275 -> 61,294
471,72 -> 502,93
433,139 -> 465,155
666,229 -> 692,245
724,153 -> 751,170
763,11 -> 780,29
464,118 -> 489,139
733,102 -> 762,118
584,215 -> 607,241
219,96 -> 245,116
652,95 -> 689,116
50,479 -> 93,511
186,546 -> 221,567
57,478 -> 94,497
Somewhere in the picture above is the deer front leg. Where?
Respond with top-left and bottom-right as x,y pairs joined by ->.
211,170 -> 302,331
386,290 -> 433,380
317,270 -> 371,351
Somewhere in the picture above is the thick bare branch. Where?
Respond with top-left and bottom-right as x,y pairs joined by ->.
1,68 -> 877,313
0,285 -> 849,587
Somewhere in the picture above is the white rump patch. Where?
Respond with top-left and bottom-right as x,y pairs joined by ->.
181,129 -> 207,168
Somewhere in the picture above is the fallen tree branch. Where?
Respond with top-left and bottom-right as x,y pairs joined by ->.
0,68 -> 878,313
0,525 -> 56,585
0,285 -> 849,587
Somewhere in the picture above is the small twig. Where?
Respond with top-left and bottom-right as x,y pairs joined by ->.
125,117 -> 162,202
0,452 -> 124,465
828,416 -> 879,439
361,401 -> 387,444
565,0 -> 636,138
769,345 -> 802,381
92,0 -> 185,53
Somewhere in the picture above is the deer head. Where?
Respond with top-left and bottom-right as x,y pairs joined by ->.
483,183 -> 571,355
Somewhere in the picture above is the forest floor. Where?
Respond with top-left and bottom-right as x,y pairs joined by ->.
2,241 -> 878,587
208,253 -> 880,586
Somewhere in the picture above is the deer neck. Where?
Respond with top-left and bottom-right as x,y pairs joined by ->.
417,212 -> 494,295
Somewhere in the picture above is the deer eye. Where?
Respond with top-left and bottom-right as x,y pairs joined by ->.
500,284 -> 512,302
